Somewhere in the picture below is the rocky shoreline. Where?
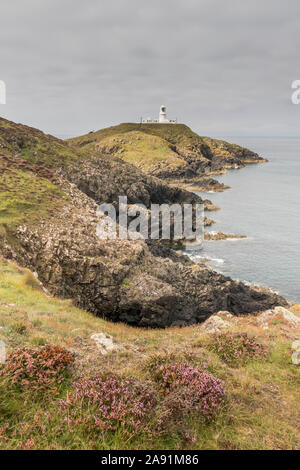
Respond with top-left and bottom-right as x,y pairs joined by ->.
0,118 -> 287,327
204,232 -> 247,241
167,176 -> 230,193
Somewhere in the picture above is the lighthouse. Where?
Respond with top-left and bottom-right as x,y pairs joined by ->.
141,106 -> 177,124
159,105 -> 168,123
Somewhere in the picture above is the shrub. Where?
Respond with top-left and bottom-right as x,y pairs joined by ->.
0,345 -> 74,391
144,352 -> 178,371
57,374 -> 158,439
150,362 -> 225,421
207,332 -> 268,367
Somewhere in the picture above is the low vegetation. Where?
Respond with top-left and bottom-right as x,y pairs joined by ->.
0,258 -> 299,450
206,332 -> 268,367
68,122 -> 263,179
93,130 -> 184,171
0,117 -> 93,170
0,159 -> 65,229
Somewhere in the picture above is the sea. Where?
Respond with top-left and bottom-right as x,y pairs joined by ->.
187,137 -> 300,303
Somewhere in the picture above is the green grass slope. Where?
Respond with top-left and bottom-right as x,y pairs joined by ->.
69,123 -> 264,179
93,129 -> 185,172
69,123 -> 210,164
69,122 -> 204,146
0,153 -> 67,232
0,117 -> 96,170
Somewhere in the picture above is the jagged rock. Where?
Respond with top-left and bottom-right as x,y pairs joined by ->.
204,232 -> 247,241
203,200 -> 220,212
274,307 -> 300,322
217,311 -> 234,318
168,177 -> 230,193
204,217 -> 216,227
90,333 -> 123,355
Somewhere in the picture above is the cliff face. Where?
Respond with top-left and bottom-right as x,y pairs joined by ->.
0,151 -> 287,327
68,123 -> 266,180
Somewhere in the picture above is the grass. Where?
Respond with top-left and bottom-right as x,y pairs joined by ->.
68,123 -> 202,145
0,258 -> 299,449
68,122 -> 262,177
0,117 -> 98,171
69,123 -> 208,160
0,166 -> 65,228
94,130 -> 184,170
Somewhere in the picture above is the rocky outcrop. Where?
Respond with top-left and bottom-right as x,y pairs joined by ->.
203,200 -> 220,212
201,314 -> 232,333
90,333 -> 124,355
0,154 -> 287,328
257,307 -> 300,326
204,232 -> 247,241
64,154 -> 203,209
0,120 -> 288,329
168,177 -> 230,193
202,136 -> 267,169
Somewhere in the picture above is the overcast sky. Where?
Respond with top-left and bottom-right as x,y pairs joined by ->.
1,0 -> 300,137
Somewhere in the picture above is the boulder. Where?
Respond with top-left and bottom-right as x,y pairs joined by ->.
90,333 -> 123,355
258,307 -> 300,325
202,315 -> 231,333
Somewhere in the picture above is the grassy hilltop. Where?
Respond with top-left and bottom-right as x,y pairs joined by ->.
69,123 -> 265,180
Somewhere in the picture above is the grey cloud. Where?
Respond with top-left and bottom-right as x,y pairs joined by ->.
1,0 -> 300,136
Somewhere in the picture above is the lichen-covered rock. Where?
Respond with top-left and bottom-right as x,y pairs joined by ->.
201,315 -> 231,333
90,333 -> 123,355
258,307 -> 300,325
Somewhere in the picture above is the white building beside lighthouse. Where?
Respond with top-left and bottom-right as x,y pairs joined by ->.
141,105 -> 177,124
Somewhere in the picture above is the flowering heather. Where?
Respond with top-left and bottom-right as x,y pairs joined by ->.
57,374 -> 158,439
150,363 -> 225,421
0,345 -> 74,391
207,332 -> 268,367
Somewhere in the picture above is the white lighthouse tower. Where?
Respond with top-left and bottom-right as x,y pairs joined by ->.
159,105 -> 168,123
141,106 -> 177,124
